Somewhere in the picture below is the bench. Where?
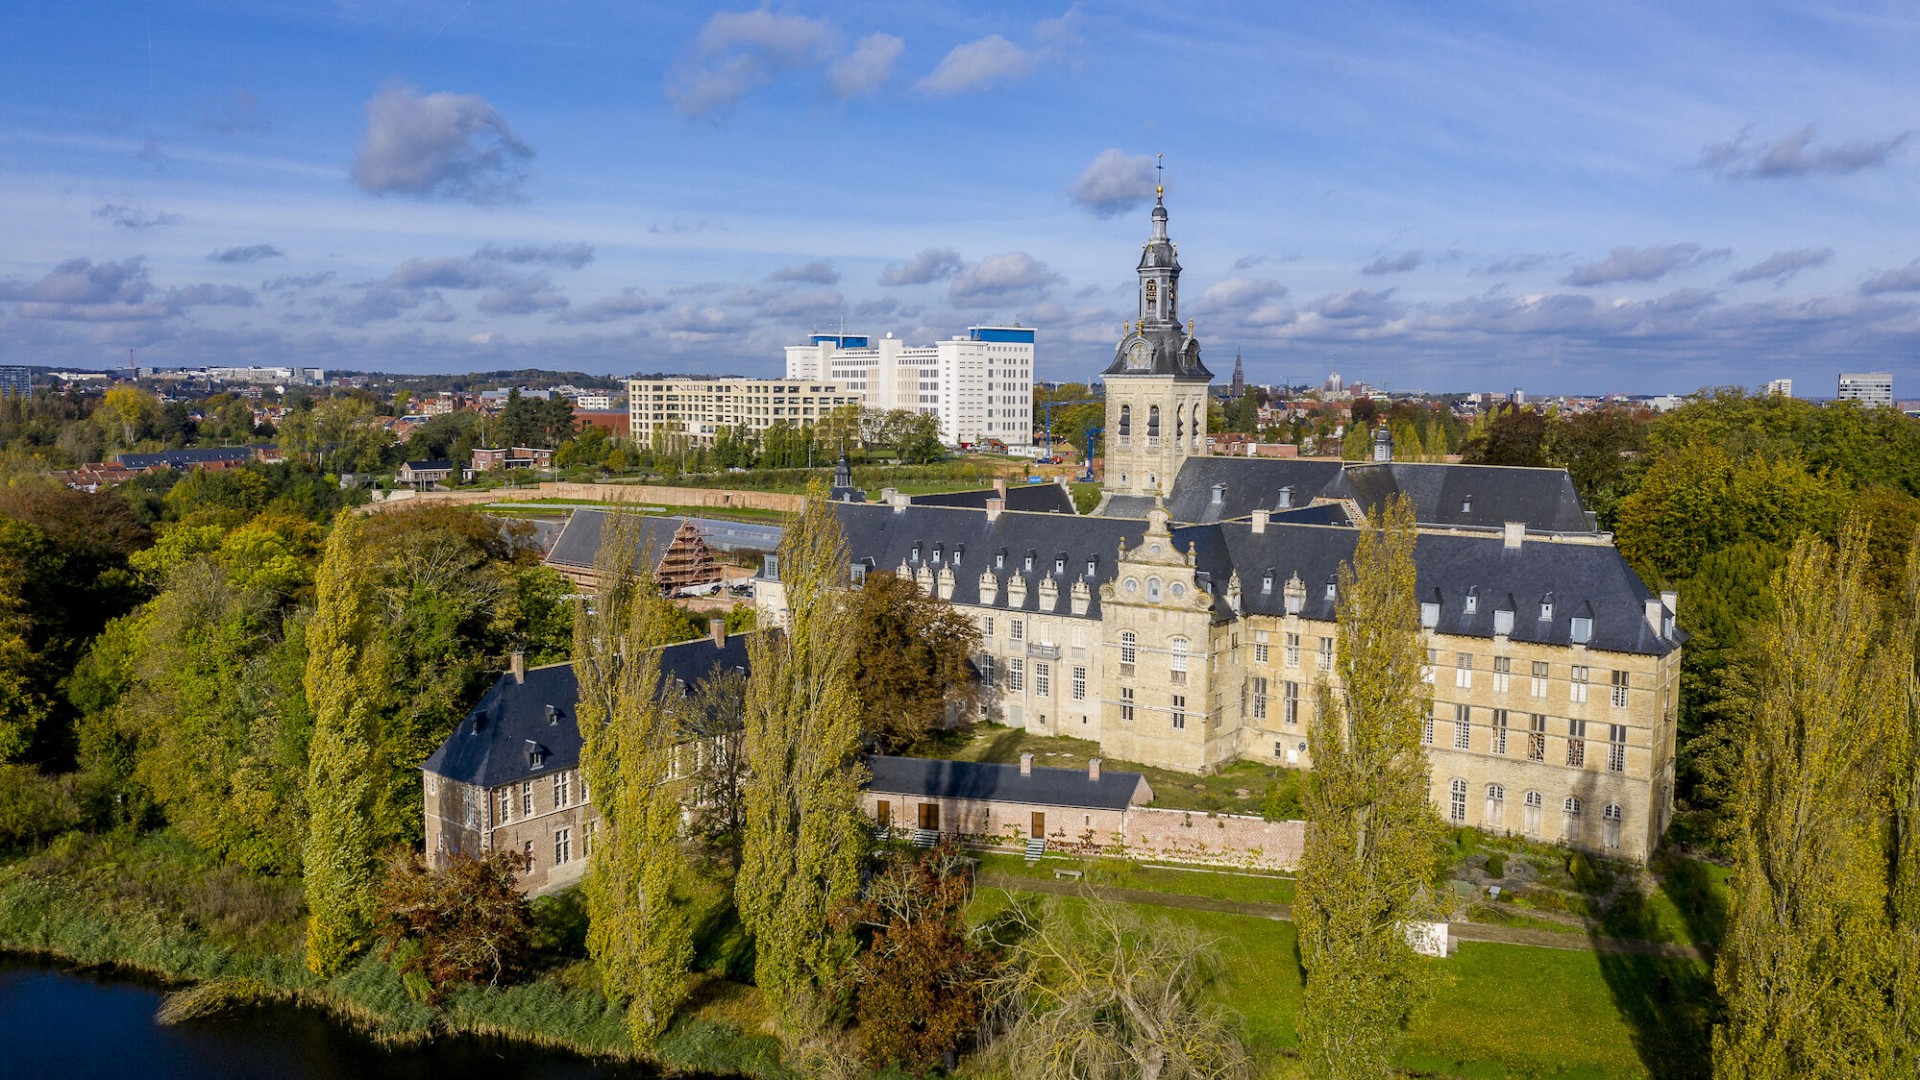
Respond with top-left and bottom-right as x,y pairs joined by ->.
1053,869 -> 1084,881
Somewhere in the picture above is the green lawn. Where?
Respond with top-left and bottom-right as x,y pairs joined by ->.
970,849 -> 1296,906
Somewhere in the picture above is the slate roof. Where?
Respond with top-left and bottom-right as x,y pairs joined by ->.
422,631 -> 758,789
910,483 -> 1076,515
117,446 -> 259,469
401,459 -> 455,472
544,511 -> 686,575
866,754 -> 1149,810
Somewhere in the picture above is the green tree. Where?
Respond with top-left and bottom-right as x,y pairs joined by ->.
848,571 -> 981,754
1614,443 -> 1851,584
302,511 -> 388,975
1296,496 -> 1445,1080
575,512 -> 693,1047
1340,423 -> 1368,461
1545,408 -> 1647,528
1713,521 -> 1899,1077
1461,405 -> 1548,467
1892,533 -> 1920,1073
738,479 -> 868,1028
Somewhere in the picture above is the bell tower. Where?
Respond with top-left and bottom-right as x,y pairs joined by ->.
1099,161 -> 1212,500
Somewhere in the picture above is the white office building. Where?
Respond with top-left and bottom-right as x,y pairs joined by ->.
625,377 -> 860,445
1838,372 -> 1893,407
783,327 -> 1035,449
1766,378 -> 1793,397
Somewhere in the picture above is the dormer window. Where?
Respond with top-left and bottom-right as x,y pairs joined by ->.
932,544 -> 943,563
1085,557 -> 1097,577
545,704 -> 559,725
1278,486 -> 1294,509
1420,602 -> 1439,629
1494,609 -> 1514,636
1023,552 -> 1035,572
1325,576 -> 1337,601
1055,556 -> 1066,574
951,545 -> 963,566
1261,572 -> 1274,594
1540,593 -> 1555,622
850,563 -> 867,584
1286,594 -> 1303,615
910,542 -> 921,563
995,551 -> 1005,570
1570,616 -> 1593,644
1465,587 -> 1479,615
1461,495 -> 1474,513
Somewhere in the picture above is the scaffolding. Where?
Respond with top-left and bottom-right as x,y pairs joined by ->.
654,518 -> 722,592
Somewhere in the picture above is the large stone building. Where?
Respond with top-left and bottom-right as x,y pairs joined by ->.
624,376 -> 861,447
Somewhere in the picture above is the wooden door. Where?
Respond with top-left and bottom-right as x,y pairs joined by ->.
1031,812 -> 1046,839
918,802 -> 940,830
876,800 -> 890,828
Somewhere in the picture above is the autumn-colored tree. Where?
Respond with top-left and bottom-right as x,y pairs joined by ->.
738,479 -> 868,1028
848,571 -> 981,754
376,850 -> 535,1004
674,665 -> 749,867
575,511 -> 693,1048
836,844 -> 993,1073
302,511 -> 388,975
1893,533 -> 1920,1073
1295,496 -> 1445,1080
1713,520 -> 1900,1077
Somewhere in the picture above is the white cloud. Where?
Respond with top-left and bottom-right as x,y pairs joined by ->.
879,248 -> 963,286
769,259 -> 841,285
1068,149 -> 1157,218
92,201 -> 180,230
1728,247 -> 1833,285
1861,257 -> 1920,295
209,244 -> 284,264
556,288 -> 669,324
828,33 -> 904,99
1702,124 -> 1911,180
668,9 -> 839,119
350,85 -> 533,202
1563,243 -> 1728,287
1360,250 -> 1422,275
474,242 -> 594,268
915,35 -> 1032,96
949,252 -> 1060,305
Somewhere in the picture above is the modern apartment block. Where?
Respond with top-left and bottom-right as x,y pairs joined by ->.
784,326 -> 1035,449
624,376 -> 861,446
1838,372 -> 1893,407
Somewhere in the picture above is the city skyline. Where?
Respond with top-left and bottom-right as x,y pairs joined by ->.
3,2 -> 1918,393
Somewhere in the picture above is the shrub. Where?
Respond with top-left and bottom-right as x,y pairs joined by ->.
376,851 -> 535,1004
1484,853 -> 1507,880
0,764 -> 95,849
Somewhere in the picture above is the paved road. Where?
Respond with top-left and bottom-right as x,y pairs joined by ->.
975,871 -> 1710,960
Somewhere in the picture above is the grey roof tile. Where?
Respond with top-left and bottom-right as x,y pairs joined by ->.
866,754 -> 1147,810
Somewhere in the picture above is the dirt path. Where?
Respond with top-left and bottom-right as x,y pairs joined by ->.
976,871 -> 1710,961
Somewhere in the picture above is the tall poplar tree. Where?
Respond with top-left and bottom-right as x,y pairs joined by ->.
575,512 -> 693,1048
1893,533 -> 1920,1074
1713,521 -> 1899,1077
1295,496 -> 1445,1080
737,479 -> 867,1028
302,511 -> 386,976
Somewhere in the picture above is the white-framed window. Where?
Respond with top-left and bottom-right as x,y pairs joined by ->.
1608,723 -> 1627,772
1491,709 -> 1509,755
1570,665 -> 1590,704
1072,666 -> 1087,702
1531,661 -> 1549,699
554,772 -> 570,809
1453,704 -> 1472,750
983,615 -> 994,637
1284,681 -> 1300,725
1562,796 -> 1583,841
1120,631 -> 1137,670
555,827 -> 572,865
1528,714 -> 1547,761
1523,790 -> 1543,834
1072,624 -> 1086,650
1035,662 -> 1050,697
1449,778 -> 1467,822
1485,784 -> 1505,828
499,788 -> 513,824
1283,632 -> 1302,668
1171,694 -> 1187,730
1492,656 -> 1511,694
1169,637 -> 1189,684
1422,715 -> 1435,745
1009,658 -> 1025,692
1455,653 -> 1473,689
1603,803 -> 1623,850
1611,670 -> 1629,708
1120,687 -> 1135,722
1010,619 -> 1025,643
521,782 -> 533,816
1567,719 -> 1586,767
980,654 -> 996,684
1251,677 -> 1269,720
1318,637 -> 1334,671
1253,630 -> 1270,664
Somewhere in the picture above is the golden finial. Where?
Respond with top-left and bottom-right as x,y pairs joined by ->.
1188,318 -> 1195,332
1155,153 -> 1164,198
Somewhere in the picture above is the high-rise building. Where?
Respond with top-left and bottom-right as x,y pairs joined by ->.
1098,185 -> 1212,499
784,326 -> 1035,448
1765,378 -> 1793,397
0,366 -> 29,398
1838,372 -> 1893,407
624,376 -> 859,445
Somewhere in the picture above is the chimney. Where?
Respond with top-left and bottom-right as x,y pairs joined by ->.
1251,508 -> 1269,534
1503,521 -> 1525,550
1645,597 -> 1665,635
1019,752 -> 1033,777
709,617 -> 727,648
986,497 -> 1005,522
509,650 -> 526,684
1088,758 -> 1102,782
1211,482 -> 1226,504
1660,589 -> 1679,620
888,490 -> 909,514
993,478 -> 1008,497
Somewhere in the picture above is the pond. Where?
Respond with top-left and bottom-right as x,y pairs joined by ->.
0,955 -> 669,1078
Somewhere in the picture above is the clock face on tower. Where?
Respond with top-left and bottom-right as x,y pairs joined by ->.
1127,341 -> 1149,369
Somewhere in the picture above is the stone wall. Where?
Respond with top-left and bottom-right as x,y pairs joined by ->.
1116,806 -> 1304,871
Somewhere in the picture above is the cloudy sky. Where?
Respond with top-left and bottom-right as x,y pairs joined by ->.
3,2 -> 1918,394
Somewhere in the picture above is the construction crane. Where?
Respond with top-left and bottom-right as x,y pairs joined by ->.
1036,397 -> 1101,460
1080,425 -> 1103,482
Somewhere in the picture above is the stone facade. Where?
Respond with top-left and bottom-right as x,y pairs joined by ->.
423,764 -> 596,895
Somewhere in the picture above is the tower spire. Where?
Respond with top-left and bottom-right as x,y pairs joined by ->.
1155,152 -> 1164,202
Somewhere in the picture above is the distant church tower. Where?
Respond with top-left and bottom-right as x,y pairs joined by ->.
1100,172 -> 1212,498
1230,351 -> 1246,399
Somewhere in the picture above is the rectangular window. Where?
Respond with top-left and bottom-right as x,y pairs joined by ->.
1455,653 -> 1473,689
1492,709 -> 1509,755
499,788 -> 512,823
1531,661 -> 1550,699
1254,630 -> 1270,664
555,772 -> 571,809
983,616 -> 994,637
1285,633 -> 1300,668
980,654 -> 995,685
1284,681 -> 1300,725
1567,718 -> 1587,767
521,782 -> 533,816
1528,714 -> 1547,761
1072,666 -> 1087,701
1010,619 -> 1025,642
1172,694 -> 1187,730
1611,670 -> 1630,708
1009,658 -> 1025,692
1120,687 -> 1135,722
1251,677 -> 1269,720
1493,656 -> 1511,694
1609,723 -> 1628,772
1571,666 -> 1590,705
1422,714 -> 1435,745
554,827 -> 572,865
1454,704 -> 1472,749
1318,638 -> 1334,671
1035,662 -> 1050,697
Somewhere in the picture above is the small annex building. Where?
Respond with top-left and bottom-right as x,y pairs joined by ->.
866,753 -> 1148,855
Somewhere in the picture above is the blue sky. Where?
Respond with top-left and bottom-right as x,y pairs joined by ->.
2,2 -> 1917,394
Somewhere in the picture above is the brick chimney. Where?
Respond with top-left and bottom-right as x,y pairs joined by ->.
993,477 -> 1008,498
709,617 -> 726,648
1020,752 -> 1033,777
986,497 -> 1005,522
1250,508 -> 1269,534
1088,758 -> 1102,782
1503,521 -> 1525,550
509,650 -> 526,684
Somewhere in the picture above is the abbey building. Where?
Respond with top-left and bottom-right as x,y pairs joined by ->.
766,193 -> 1683,861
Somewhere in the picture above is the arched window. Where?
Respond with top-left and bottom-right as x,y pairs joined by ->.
1523,790 -> 1543,835
1485,784 -> 1505,829
1118,404 -> 1131,436
1148,405 -> 1161,437
1145,279 -> 1157,315
1169,636 -> 1189,678
1147,576 -> 1163,601
1191,403 -> 1204,448
1603,803 -> 1623,850
1119,631 -> 1137,667
1175,410 -> 1184,441
1449,778 -> 1467,822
